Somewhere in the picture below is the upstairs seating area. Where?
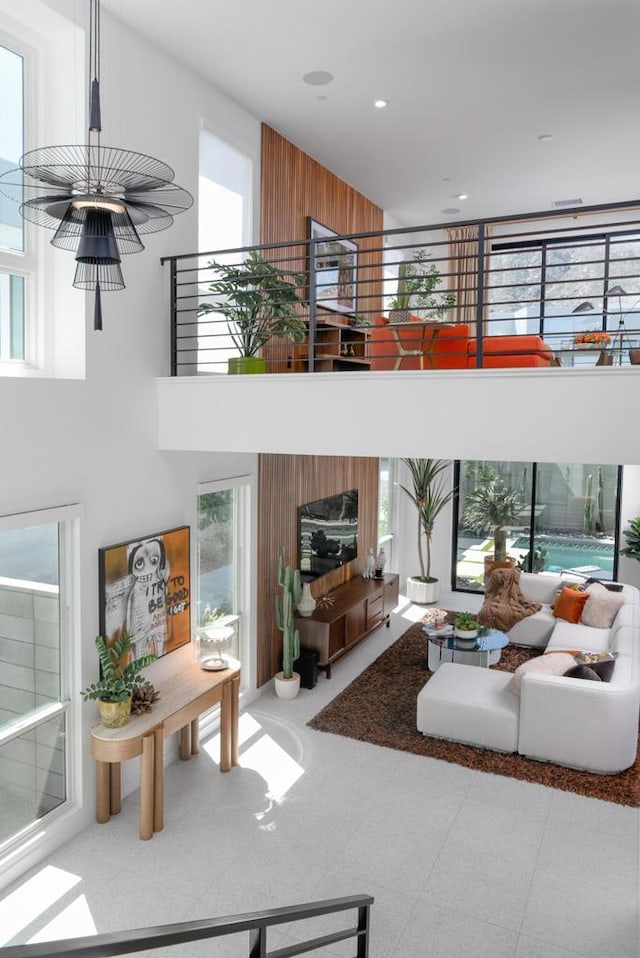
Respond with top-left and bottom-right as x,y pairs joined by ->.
164,201 -> 640,376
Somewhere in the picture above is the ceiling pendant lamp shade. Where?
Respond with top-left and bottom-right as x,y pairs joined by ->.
0,0 -> 192,331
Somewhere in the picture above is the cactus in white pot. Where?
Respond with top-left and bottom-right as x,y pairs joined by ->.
274,546 -> 301,698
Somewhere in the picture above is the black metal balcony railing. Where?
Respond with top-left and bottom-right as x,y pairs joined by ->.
0,895 -> 374,958
161,199 -> 640,376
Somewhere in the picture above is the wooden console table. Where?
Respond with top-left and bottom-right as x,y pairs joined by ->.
90,660 -> 240,840
296,574 -> 399,677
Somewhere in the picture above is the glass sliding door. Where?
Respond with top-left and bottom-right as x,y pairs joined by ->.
454,460 -> 620,592
0,507 -> 78,851
196,478 -> 252,681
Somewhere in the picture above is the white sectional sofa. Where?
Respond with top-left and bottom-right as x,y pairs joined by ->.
416,573 -> 640,773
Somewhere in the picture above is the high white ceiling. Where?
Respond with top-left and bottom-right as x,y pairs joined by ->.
104,0 -> 640,226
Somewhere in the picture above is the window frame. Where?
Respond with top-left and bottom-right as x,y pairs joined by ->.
0,502 -> 82,862
195,475 -> 255,690
0,29 -> 39,371
451,461 -> 622,593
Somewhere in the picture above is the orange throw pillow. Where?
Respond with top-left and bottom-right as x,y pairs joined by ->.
553,587 -> 589,624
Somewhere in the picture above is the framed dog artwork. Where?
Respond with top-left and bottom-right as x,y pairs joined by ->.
99,525 -> 191,660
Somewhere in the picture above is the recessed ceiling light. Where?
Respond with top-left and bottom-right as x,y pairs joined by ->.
442,208 -> 460,215
373,99 -> 388,109
452,193 -> 468,200
537,133 -> 554,141
303,70 -> 334,86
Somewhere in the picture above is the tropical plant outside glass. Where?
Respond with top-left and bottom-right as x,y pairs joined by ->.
454,460 -> 620,592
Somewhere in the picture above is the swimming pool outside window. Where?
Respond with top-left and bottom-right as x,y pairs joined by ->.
453,460 -> 621,593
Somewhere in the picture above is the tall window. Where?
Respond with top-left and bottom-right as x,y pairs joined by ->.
0,505 -> 79,853
196,478 -> 252,681
0,42 -> 26,363
378,457 -> 396,568
198,130 -> 252,256
453,460 -> 621,592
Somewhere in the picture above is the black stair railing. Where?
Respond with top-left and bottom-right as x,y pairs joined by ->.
0,895 -> 374,958
161,198 -> 640,376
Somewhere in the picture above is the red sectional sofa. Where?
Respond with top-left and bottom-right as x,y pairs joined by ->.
369,320 -> 554,370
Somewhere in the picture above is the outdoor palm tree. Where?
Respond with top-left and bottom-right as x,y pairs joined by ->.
462,477 -> 523,562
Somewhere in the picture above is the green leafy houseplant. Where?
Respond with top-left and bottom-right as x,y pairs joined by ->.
620,516 -> 640,562
462,477 -> 523,563
274,546 -> 301,694
453,611 -> 480,632
197,250 -> 307,364
81,634 -> 156,704
400,458 -> 457,582
389,250 -> 455,320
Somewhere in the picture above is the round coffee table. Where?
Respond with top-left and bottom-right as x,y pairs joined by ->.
423,626 -> 508,671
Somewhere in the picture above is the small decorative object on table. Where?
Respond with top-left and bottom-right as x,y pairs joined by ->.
315,590 -> 336,610
195,624 -> 234,670
363,547 -> 376,579
297,581 -> 317,617
421,607 -> 449,628
80,633 -> 156,729
453,611 -> 480,646
374,548 -> 386,579
574,330 -> 610,349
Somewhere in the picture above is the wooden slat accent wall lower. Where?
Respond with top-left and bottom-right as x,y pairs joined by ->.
257,454 -> 379,686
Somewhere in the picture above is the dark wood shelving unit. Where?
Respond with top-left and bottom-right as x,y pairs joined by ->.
295,573 -> 399,677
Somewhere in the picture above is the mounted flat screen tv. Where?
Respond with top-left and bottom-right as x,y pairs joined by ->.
299,489 -> 358,580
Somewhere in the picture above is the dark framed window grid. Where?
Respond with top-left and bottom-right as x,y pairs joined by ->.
451,460 -> 623,594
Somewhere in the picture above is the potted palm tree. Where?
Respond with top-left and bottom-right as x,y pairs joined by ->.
399,458 -> 457,604
462,476 -> 524,584
197,250 -> 307,373
80,633 -> 156,728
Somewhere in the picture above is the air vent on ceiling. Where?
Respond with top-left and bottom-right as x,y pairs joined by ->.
552,197 -> 583,208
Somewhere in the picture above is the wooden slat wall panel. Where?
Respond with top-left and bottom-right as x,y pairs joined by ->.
256,128 -> 383,686
260,125 -> 384,323
257,455 -> 379,686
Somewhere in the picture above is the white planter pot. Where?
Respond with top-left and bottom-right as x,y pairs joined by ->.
274,671 -> 301,700
297,582 -> 316,617
454,628 -> 478,647
406,576 -> 440,604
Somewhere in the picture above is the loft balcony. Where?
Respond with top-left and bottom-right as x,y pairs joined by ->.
156,201 -> 640,461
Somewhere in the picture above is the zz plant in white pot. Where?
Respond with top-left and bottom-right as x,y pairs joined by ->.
399,458 -> 457,604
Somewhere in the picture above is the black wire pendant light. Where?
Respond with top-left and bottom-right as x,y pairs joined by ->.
0,0 -> 193,330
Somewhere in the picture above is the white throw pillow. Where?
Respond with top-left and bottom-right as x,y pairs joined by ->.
581,582 -> 625,629
506,652 -> 576,696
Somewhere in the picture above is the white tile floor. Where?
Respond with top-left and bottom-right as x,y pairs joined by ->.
2,594 -> 639,958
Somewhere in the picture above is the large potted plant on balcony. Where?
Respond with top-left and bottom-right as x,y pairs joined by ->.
462,476 -> 524,584
399,458 -> 457,604
388,250 -> 455,323
197,250 -> 307,373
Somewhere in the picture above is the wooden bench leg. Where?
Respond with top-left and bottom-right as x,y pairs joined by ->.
190,717 -> 199,755
231,674 -> 240,767
96,761 -> 111,823
153,726 -> 164,833
220,680 -> 231,772
109,762 -> 122,814
179,725 -> 191,761
140,733 -> 154,840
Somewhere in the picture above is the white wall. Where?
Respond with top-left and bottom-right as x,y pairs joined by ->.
0,0 -> 262,890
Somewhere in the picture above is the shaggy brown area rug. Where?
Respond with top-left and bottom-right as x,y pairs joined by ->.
308,622 -> 640,807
